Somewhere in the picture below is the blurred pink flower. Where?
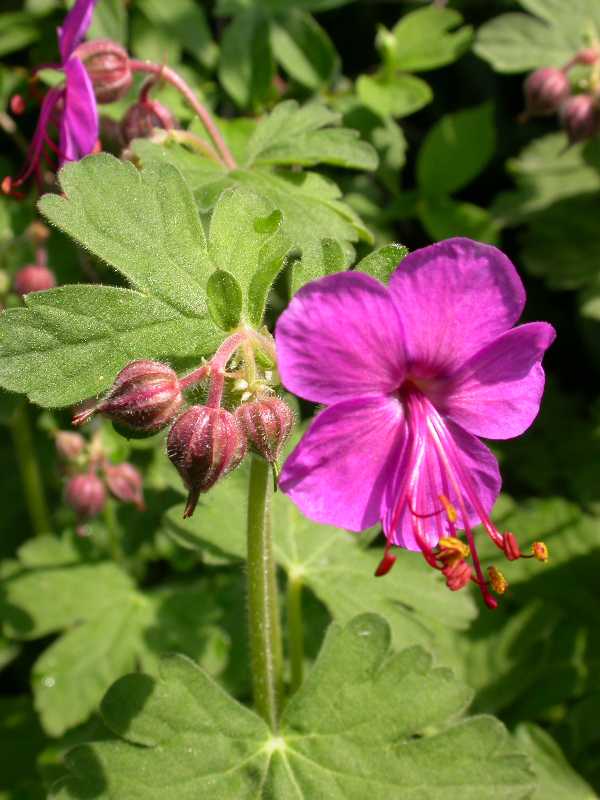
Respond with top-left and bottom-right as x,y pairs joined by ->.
3,0 -> 99,194
276,238 -> 555,607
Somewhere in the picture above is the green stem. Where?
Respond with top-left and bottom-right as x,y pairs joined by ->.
286,575 -> 304,695
10,401 -> 53,536
246,455 -> 283,730
103,499 -> 122,564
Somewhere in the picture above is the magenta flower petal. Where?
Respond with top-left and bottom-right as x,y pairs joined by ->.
279,396 -> 406,531
389,238 -> 526,375
58,0 -> 98,62
443,322 -> 556,439
275,272 -> 406,405
60,57 -> 99,163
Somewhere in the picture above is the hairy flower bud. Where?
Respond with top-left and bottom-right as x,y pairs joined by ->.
167,405 -> 247,518
524,67 -> 570,116
73,360 -> 182,434
74,39 -> 132,104
560,94 -> 600,143
121,100 -> 175,143
65,472 -> 106,519
105,462 -> 145,510
55,431 -> 86,461
14,264 -> 56,295
235,396 -> 294,465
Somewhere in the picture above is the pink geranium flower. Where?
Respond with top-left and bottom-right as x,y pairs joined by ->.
2,0 -> 99,195
276,238 -> 555,608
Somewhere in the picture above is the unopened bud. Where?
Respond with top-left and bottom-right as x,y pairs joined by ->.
573,48 -> 600,66
65,472 -> 106,519
73,360 -> 183,435
560,94 -> 600,143
74,39 -> 132,104
105,462 -> 145,510
234,396 -> 294,465
55,431 -> 86,461
10,94 -> 26,115
524,67 -> 570,116
121,100 -> 175,143
167,405 -> 247,518
14,264 -> 56,296
531,541 -> 549,562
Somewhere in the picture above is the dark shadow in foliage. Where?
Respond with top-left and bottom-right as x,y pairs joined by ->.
51,742 -> 109,799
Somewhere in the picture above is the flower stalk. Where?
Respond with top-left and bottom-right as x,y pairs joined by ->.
286,573 -> 305,695
11,401 -> 53,536
246,454 -> 283,730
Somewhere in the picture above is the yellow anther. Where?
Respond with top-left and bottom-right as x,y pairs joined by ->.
531,541 -> 548,562
438,536 -> 470,561
439,494 -> 458,523
487,565 -> 508,595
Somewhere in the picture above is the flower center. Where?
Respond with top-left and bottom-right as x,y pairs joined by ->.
378,381 -> 547,608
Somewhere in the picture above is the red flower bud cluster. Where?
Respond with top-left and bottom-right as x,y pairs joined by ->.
74,39 -> 132,104
522,48 -> 600,144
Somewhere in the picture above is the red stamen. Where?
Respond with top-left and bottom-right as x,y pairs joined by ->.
375,542 -> 397,577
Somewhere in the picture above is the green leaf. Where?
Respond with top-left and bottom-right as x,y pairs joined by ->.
474,2 -> 600,73
494,134 -> 600,222
384,6 -> 473,72
219,9 -> 275,109
52,615 -> 534,799
1,540 -> 229,736
270,8 -> 338,89
217,0 -> 356,11
0,696 -> 47,798
206,270 -> 243,330
417,103 -> 496,195
135,0 -> 217,68
356,72 -> 432,119
355,243 -> 408,284
87,0 -> 127,44
245,100 -> 378,170
0,13 -> 40,57
514,723 -> 596,799
419,196 -> 501,245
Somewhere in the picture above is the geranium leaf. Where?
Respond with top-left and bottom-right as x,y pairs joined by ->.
206,270 -> 243,330
356,72 -> 433,119
219,9 -> 275,109
355,243 -> 408,284
245,100 -> 378,170
384,6 -> 473,72
270,9 -> 339,89
51,614 -> 534,799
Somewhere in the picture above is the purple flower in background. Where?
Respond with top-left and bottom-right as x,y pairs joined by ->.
2,0 -> 99,195
276,238 -> 555,608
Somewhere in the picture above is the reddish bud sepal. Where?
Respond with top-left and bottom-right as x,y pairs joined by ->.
121,100 -> 175,143
73,360 -> 182,434
560,94 -> 600,143
167,405 -> 247,518
524,67 -> 570,116
14,264 -> 56,295
235,396 -> 294,465
74,39 -> 132,104
105,462 -> 145,510
55,431 -> 86,461
65,472 -> 106,520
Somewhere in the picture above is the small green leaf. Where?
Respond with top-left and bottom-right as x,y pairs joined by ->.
245,100 -> 378,170
474,2 -> 600,73
270,8 -> 339,89
206,270 -> 243,330
219,9 -> 275,109
52,615 -> 534,799
356,72 -> 432,119
385,6 -> 473,72
0,12 -> 40,57
88,0 -> 127,43
419,196 -> 501,245
136,0 -> 217,68
417,103 -> 496,196
356,243 -> 408,284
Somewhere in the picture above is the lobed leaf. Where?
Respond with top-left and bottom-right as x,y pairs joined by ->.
385,6 -> 473,72
270,8 -> 339,90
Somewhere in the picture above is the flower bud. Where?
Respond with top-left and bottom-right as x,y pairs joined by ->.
74,39 -> 132,104
524,67 -> 570,116
105,462 -> 145,510
55,431 -> 86,461
234,396 -> 294,465
14,264 -> 56,296
560,94 -> 600,143
120,100 -> 175,143
73,360 -> 183,434
65,472 -> 106,519
167,405 -> 247,518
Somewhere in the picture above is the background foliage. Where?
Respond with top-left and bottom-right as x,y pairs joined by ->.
1,0 -> 599,797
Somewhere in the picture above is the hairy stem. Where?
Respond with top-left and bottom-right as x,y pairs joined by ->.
11,401 -> 53,536
286,574 -> 304,695
246,455 -> 283,730
128,60 -> 237,169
